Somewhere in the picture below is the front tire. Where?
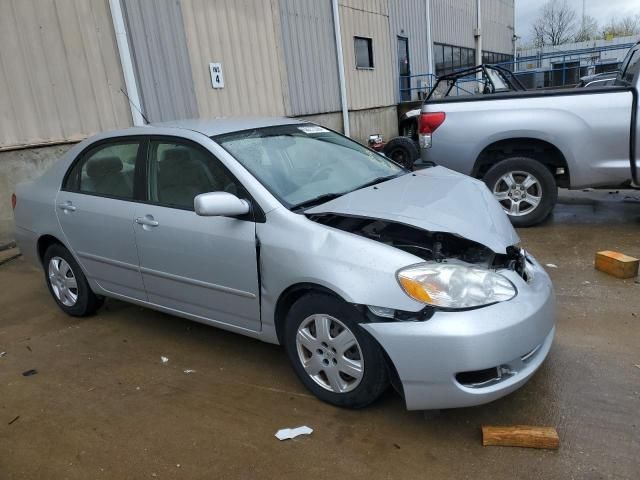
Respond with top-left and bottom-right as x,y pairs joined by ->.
483,157 -> 558,227
43,244 -> 104,316
284,293 -> 388,408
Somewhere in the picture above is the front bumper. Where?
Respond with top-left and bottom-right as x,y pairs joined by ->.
361,257 -> 555,410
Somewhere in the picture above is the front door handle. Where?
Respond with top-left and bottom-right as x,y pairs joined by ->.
57,201 -> 76,212
135,215 -> 159,227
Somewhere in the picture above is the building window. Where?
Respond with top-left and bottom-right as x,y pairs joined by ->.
354,37 -> 374,69
483,51 -> 512,66
434,43 -> 512,76
434,43 -> 476,76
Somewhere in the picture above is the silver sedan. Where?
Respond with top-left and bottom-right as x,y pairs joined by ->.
12,118 -> 555,410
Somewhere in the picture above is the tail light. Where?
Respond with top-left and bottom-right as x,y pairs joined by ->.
11,193 -> 16,210
418,112 -> 446,149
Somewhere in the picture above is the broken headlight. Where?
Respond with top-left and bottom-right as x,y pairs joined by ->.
396,263 -> 516,309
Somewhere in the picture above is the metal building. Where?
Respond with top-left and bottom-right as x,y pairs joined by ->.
391,0 -> 515,101
0,0 -> 515,241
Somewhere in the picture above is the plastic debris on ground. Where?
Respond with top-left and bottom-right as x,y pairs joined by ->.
275,426 -> 313,441
545,263 -> 558,268
160,356 -> 169,364
183,369 -> 196,374
0,352 -> 6,357
22,369 -> 37,377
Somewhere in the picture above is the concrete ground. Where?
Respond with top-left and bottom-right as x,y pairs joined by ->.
1,190 -> 639,479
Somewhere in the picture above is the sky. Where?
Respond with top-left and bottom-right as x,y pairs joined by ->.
516,0 -> 639,43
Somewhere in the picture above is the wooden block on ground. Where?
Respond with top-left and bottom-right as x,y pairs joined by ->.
595,250 -> 639,279
482,425 -> 560,450
0,247 -> 20,265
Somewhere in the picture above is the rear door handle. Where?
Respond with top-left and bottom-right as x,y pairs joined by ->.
57,202 -> 76,212
135,216 -> 159,227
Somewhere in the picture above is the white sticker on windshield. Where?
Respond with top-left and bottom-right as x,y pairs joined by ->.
298,126 -> 329,134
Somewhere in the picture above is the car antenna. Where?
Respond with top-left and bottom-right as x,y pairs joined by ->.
120,87 -> 150,125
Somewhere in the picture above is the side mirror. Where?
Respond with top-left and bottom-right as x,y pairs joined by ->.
194,192 -> 250,217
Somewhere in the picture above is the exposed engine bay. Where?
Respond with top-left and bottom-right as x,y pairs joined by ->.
308,213 -> 528,278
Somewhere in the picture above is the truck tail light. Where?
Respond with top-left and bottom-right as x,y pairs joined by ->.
11,193 -> 16,210
418,112 -> 446,149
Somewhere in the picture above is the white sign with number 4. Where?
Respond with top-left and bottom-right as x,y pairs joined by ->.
209,63 -> 224,89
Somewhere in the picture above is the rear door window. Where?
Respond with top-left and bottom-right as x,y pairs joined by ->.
65,141 -> 140,200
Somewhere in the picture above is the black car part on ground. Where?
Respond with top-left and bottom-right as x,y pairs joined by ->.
382,137 -> 419,170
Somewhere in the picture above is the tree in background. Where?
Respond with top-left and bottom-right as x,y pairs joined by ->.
526,3 -> 639,48
574,15 -> 599,42
531,0 -> 577,46
602,15 -> 640,38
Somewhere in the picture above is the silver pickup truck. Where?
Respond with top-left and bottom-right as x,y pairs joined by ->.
415,41 -> 640,227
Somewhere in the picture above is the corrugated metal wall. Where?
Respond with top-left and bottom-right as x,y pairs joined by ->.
278,0 -> 341,116
431,0 -> 513,53
431,0 -> 476,49
122,0 -> 199,122
389,0 -> 429,101
180,0 -> 286,118
0,0 -> 131,149
481,0 -> 514,54
339,0 -> 395,110
341,0 -> 388,15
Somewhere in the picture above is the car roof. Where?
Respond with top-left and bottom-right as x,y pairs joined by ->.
150,117 -> 306,137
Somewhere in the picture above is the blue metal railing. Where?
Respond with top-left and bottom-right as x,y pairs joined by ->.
398,73 -> 437,101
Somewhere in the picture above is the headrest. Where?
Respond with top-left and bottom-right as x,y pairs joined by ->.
86,156 -> 123,178
162,148 -> 191,165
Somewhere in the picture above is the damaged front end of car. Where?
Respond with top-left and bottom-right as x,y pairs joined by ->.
307,213 -> 532,320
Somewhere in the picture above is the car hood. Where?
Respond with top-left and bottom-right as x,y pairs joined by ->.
306,166 -> 519,253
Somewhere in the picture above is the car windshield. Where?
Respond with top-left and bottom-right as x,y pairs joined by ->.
214,124 -> 406,209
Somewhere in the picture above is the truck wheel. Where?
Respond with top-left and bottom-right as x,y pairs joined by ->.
383,137 -> 419,170
483,157 -> 557,227
284,293 -> 388,409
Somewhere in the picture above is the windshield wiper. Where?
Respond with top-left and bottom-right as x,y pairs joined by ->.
292,193 -> 345,212
291,174 -> 404,212
350,173 -> 404,192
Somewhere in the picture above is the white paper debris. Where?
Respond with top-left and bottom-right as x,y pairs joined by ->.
546,263 -> 558,269
183,369 -> 196,374
275,426 -> 313,441
634,364 -> 640,369
160,356 -> 169,364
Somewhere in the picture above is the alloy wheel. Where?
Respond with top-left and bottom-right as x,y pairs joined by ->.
493,170 -> 543,217
295,314 -> 364,393
48,256 -> 78,307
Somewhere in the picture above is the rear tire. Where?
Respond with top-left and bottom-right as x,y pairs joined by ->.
43,244 -> 104,317
284,293 -> 388,409
483,157 -> 557,227
383,136 -> 419,170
